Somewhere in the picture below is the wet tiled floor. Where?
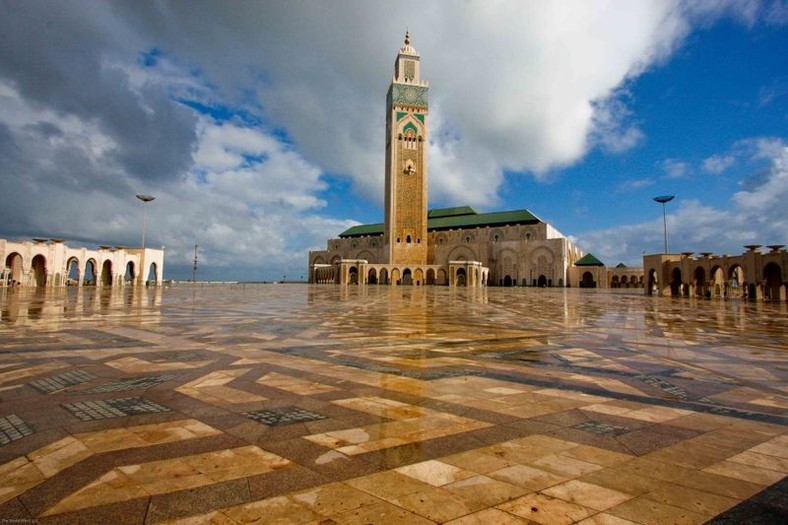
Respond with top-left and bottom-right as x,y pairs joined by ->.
0,284 -> 785,524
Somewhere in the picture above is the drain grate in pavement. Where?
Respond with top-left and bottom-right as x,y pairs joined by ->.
0,414 -> 33,445
81,374 -> 179,393
245,406 -> 326,426
62,398 -> 170,421
30,369 -> 96,394
574,421 -> 630,436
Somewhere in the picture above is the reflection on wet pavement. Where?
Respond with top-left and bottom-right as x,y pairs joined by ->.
0,284 -> 785,523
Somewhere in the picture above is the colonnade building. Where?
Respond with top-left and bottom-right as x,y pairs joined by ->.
309,33 -> 597,287
1,238 -> 164,288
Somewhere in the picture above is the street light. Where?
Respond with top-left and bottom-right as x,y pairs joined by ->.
653,195 -> 674,254
136,194 -> 155,249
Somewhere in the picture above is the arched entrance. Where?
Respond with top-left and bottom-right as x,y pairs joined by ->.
503,275 -> 513,287
437,269 -> 447,285
413,268 -> 424,285
67,257 -> 80,285
84,260 -> 97,285
125,262 -> 135,284
763,263 -> 782,301
101,260 -> 113,286
391,268 -> 401,285
348,266 -> 359,285
368,268 -> 377,284
729,265 -> 744,298
5,253 -> 23,285
579,272 -> 593,288
148,262 -> 157,285
670,268 -> 682,296
380,268 -> 389,285
31,254 -> 47,287
694,267 -> 706,297
402,268 -> 413,285
647,269 -> 657,296
426,269 -> 435,285
710,266 -> 724,297
538,274 -> 548,287
456,268 -> 467,286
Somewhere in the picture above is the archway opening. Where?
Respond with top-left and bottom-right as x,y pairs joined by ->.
402,268 -> 413,285
764,262 -> 782,301
694,267 -> 706,297
380,268 -> 389,285
5,253 -> 23,285
31,254 -> 47,287
647,269 -> 657,295
368,268 -> 377,285
101,260 -> 113,286
125,262 -> 135,284
579,272 -> 594,288
670,268 -> 682,296
503,275 -> 512,287
538,274 -> 549,287
67,258 -> 80,285
84,260 -> 97,285
348,266 -> 358,285
426,269 -> 435,285
456,268 -> 467,287
148,263 -> 158,285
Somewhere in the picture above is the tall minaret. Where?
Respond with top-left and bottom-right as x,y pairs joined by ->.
384,31 -> 429,265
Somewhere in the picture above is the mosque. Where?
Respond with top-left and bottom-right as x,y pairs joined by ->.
308,33 -> 631,288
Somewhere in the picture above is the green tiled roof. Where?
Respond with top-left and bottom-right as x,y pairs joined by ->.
575,253 -> 605,267
338,207 -> 541,238
615,262 -> 628,268
428,206 -> 477,218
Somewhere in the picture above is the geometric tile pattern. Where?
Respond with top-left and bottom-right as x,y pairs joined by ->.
0,414 -> 33,445
245,406 -> 326,426
29,369 -> 95,394
80,374 -> 179,393
574,421 -> 630,436
61,398 -> 170,420
1,285 -> 786,524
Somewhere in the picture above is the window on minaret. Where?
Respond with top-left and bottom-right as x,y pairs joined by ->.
404,60 -> 415,81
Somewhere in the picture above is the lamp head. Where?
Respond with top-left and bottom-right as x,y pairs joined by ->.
136,194 -> 156,203
653,195 -> 674,204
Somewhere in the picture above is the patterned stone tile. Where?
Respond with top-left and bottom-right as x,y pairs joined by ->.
245,406 -> 326,426
81,373 -> 179,393
29,369 -> 95,393
61,397 -> 170,420
0,414 -> 33,445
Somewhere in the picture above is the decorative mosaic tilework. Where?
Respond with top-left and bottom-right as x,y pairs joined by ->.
635,374 -> 691,400
29,369 -> 95,394
0,414 -> 33,445
81,374 -> 179,393
574,421 -> 630,436
62,398 -> 170,421
245,406 -> 326,426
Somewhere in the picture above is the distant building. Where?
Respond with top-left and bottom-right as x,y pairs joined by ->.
309,33 -> 614,287
644,245 -> 786,301
1,238 -> 163,287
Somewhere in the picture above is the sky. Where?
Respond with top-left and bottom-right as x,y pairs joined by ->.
0,1 -> 785,281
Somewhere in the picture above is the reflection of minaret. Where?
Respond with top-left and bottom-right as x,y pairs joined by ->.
384,32 -> 429,265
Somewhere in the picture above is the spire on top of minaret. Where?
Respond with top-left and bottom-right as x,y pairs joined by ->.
399,30 -> 418,56
405,30 -> 410,46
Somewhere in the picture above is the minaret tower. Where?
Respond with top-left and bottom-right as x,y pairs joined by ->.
384,31 -> 429,265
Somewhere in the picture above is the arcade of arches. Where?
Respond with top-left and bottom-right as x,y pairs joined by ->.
1,238 -> 164,288
644,246 -> 786,301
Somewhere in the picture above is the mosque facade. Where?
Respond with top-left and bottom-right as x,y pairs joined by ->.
308,33 -> 611,288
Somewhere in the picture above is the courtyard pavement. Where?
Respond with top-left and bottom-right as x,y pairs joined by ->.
0,284 -> 785,524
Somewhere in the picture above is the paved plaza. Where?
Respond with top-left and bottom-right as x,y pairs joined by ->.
0,284 -> 786,524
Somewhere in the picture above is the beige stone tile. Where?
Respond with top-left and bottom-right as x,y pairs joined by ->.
576,513 -> 639,525
623,406 -> 693,423
542,479 -> 634,511
580,468 -> 668,496
158,510 -> 239,525
442,449 -> 514,473
31,437 -> 92,478
488,464 -> 568,491
0,460 -> 45,506
444,474 -> 528,508
327,500 -> 435,525
560,446 -> 633,468
393,486 -> 483,523
607,496 -> 710,525
77,428 -> 149,453
727,449 -> 788,473
703,459 -> 785,485
531,454 -> 605,477
645,483 -> 739,517
43,470 -> 147,516
749,438 -> 788,459
444,507 -> 534,524
346,470 -> 433,501
497,493 -> 594,525
395,459 -> 475,486
223,495 -> 321,524
292,482 -> 381,517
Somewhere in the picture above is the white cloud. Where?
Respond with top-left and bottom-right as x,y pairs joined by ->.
702,154 -> 736,174
579,137 -> 787,264
662,158 -> 692,178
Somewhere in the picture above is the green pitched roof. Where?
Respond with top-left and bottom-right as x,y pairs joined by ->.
428,206 -> 477,218
338,207 -> 541,238
615,262 -> 628,268
575,253 -> 605,267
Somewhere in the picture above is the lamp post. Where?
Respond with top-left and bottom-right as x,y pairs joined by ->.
653,195 -> 674,254
136,194 -> 155,249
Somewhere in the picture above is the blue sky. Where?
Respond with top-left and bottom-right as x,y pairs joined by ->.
0,1 -> 785,280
